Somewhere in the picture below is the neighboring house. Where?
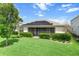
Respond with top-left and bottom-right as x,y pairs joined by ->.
71,15 -> 79,36
21,20 -> 67,36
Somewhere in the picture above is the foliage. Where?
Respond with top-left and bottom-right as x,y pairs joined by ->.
20,32 -> 33,37
11,35 -> 20,38
12,31 -> 18,35
39,33 -> 50,39
0,37 -> 79,56
0,3 -> 20,46
0,38 -> 18,47
51,33 -> 71,42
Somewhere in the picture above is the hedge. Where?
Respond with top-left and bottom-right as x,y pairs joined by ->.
11,35 -> 20,38
39,33 -> 50,39
51,33 -> 71,42
13,31 -> 18,35
20,32 -> 33,37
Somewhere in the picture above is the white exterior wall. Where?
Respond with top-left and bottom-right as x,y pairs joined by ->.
55,26 -> 65,33
23,27 -> 28,32
71,16 -> 79,36
22,25 -> 66,33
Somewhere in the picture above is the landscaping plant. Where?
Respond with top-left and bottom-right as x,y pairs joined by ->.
39,33 -> 50,39
0,4 -> 20,46
51,33 -> 71,42
20,32 -> 33,37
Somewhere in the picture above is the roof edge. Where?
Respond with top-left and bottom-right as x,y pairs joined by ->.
71,15 -> 79,22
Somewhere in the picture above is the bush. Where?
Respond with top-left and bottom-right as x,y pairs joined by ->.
39,33 -> 50,39
13,31 -> 18,35
20,32 -> 33,37
51,34 -> 60,41
0,39 -> 18,47
11,35 -> 20,38
51,33 -> 71,42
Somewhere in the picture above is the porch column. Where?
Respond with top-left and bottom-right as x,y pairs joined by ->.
48,28 -> 50,33
34,28 -> 36,35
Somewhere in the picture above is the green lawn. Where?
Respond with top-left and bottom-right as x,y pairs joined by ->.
0,37 -> 79,56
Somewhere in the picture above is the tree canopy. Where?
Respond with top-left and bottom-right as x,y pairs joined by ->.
0,3 -> 21,46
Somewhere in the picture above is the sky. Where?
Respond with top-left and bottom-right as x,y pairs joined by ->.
14,3 -> 79,24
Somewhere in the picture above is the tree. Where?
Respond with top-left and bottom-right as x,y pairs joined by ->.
16,17 -> 23,37
0,3 -> 20,46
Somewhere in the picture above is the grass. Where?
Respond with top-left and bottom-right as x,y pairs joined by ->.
0,37 -> 79,56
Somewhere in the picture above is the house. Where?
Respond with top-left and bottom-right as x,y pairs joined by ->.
21,20 -> 67,36
71,15 -> 79,36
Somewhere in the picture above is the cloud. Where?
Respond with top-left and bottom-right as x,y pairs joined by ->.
48,18 -> 70,24
61,4 -> 72,8
36,13 -> 44,17
58,8 -> 66,11
33,4 -> 37,9
36,3 -> 47,10
33,3 -> 53,11
58,8 -> 62,11
58,4 -> 72,11
45,3 -> 54,6
33,3 -> 54,17
35,11 -> 44,17
66,7 -> 79,13
58,4 -> 79,13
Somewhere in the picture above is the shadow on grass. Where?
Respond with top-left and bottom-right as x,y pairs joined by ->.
0,38 -> 19,47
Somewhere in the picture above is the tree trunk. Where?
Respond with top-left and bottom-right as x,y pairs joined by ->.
5,38 -> 8,46
18,23 -> 20,37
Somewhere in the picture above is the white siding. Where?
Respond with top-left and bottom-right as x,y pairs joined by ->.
23,27 -> 28,32
55,26 -> 65,33
23,26 -> 66,33
71,16 -> 79,36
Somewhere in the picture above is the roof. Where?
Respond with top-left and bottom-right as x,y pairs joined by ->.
71,15 -> 79,22
22,20 -> 65,27
23,20 -> 53,25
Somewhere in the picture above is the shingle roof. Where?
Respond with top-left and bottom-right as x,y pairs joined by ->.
23,20 -> 53,25
22,20 -> 65,26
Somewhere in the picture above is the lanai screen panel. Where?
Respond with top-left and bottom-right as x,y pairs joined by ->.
28,27 -> 55,36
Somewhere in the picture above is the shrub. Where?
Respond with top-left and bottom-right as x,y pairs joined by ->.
0,39 -> 18,47
51,33 -> 71,42
39,33 -> 50,39
51,34 -> 60,41
20,32 -> 33,37
13,31 -> 18,35
11,35 -> 20,38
